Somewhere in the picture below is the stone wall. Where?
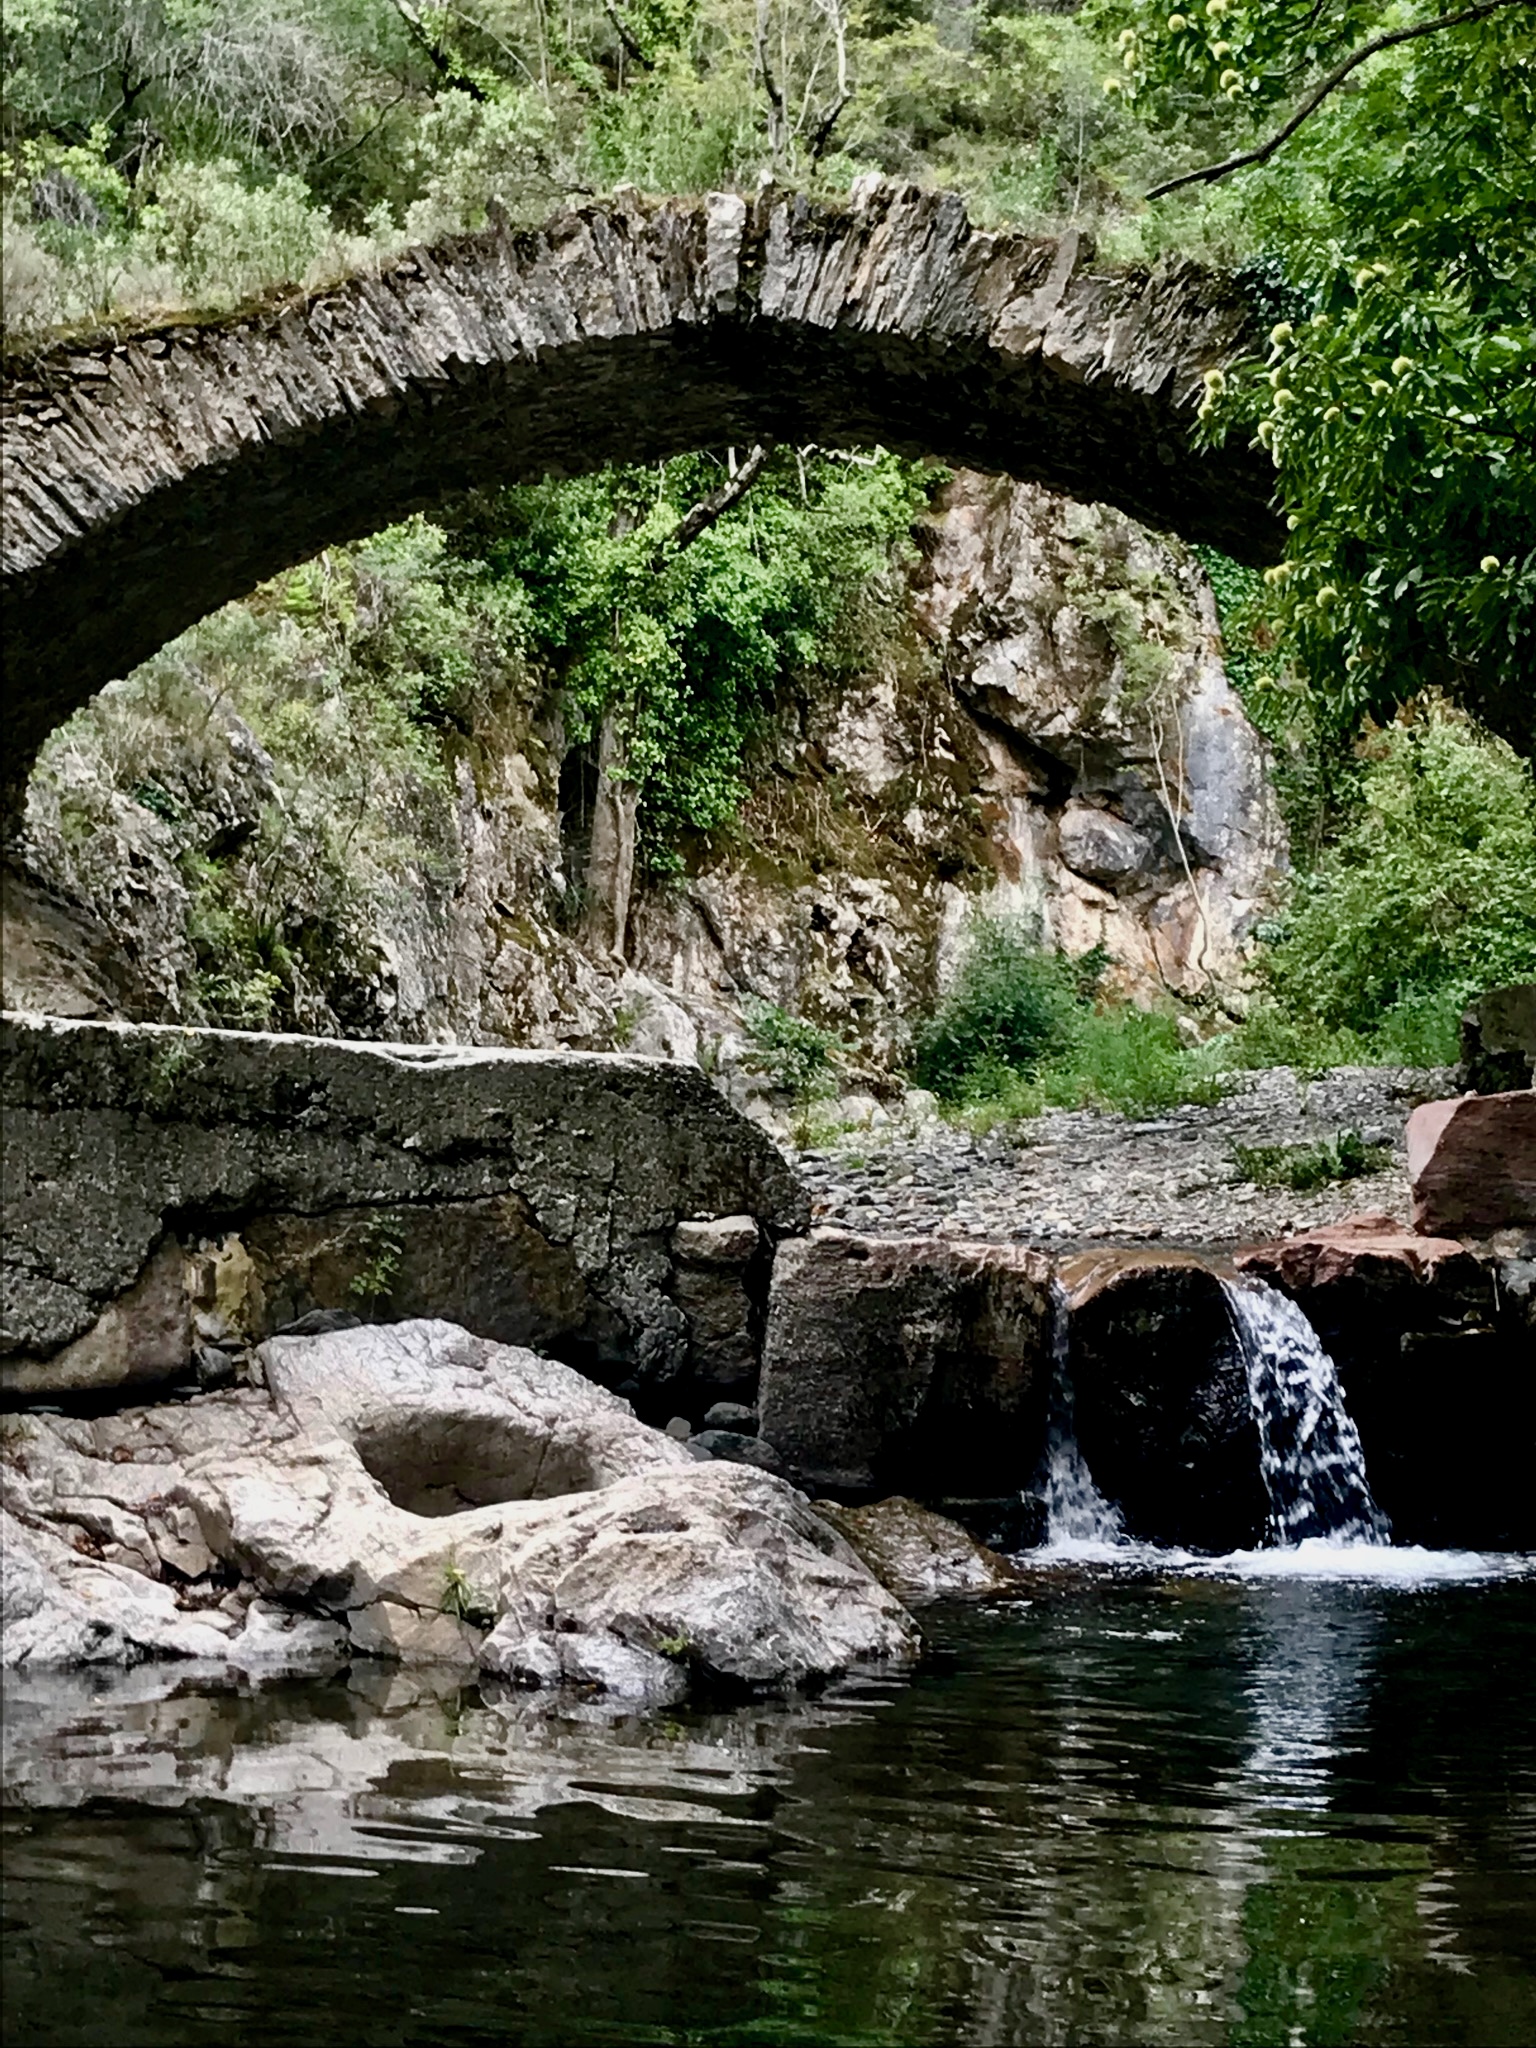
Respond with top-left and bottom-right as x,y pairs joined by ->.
0,1012 -> 806,1401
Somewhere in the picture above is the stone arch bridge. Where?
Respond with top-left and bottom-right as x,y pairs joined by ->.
2,183 -> 1281,817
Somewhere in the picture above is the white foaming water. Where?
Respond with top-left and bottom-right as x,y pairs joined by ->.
1205,1539 -> 1534,1583
1222,1277 -> 1389,1548
1039,1283 -> 1125,1554
1023,1270 -> 1513,1578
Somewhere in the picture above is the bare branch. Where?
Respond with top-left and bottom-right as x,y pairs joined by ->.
754,0 -> 788,163
386,0 -> 487,103
806,0 -> 852,162
1147,0 -> 1527,199
601,1 -> 655,72
650,445 -> 774,572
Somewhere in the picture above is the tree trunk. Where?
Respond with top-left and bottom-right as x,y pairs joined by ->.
580,710 -> 638,962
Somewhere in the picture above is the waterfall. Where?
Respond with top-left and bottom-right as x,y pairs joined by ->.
1223,1278 -> 1390,1548
1041,1283 -> 1124,1548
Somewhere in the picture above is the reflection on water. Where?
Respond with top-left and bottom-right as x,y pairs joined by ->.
4,1574 -> 1534,2047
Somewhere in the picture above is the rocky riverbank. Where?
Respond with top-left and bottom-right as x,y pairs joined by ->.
791,1064 -> 1456,1249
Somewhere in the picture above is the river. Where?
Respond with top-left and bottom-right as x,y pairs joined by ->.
5,1558 -> 1533,2046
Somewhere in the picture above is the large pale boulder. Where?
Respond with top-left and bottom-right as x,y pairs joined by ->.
1,1320 -> 915,1695
1407,1090 -> 1536,1236
758,1230 -> 1054,1497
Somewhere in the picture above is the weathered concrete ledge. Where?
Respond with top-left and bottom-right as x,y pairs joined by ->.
1,1012 -> 806,1397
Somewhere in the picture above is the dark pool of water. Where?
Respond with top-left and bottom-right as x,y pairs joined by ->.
4,1568 -> 1535,2047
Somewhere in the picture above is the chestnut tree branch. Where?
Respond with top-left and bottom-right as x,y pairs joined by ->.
1147,0 -> 1528,199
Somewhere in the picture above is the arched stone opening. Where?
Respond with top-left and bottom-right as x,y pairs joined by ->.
2,184 -> 1281,826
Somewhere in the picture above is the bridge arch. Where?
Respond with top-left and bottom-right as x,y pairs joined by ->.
2,183 -> 1280,814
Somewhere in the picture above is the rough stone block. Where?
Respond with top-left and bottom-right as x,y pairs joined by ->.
1460,984 -> 1536,1093
672,1215 -> 761,1266
1407,1090 -> 1536,1236
757,1230 -> 1054,1498
811,1496 -> 1023,1599
1237,1212 -> 1531,1549
0,1013 -> 807,1396
671,1266 -> 758,1391
1060,1249 -> 1267,1552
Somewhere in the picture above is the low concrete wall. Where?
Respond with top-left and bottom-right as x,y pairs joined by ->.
1,1012 -> 807,1398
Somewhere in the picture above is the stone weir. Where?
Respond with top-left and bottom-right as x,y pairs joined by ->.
0,1012 -> 806,1405
5,1013 -> 1531,1562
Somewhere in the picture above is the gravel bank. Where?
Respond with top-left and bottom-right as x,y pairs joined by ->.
790,1066 -> 1456,1251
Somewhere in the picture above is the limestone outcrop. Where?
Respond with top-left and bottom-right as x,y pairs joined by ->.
6,474 -> 1287,1089
0,1012 -> 805,1398
0,1319 -> 917,1693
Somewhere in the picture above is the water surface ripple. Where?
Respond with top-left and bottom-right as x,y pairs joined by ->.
4,1571 -> 1534,2046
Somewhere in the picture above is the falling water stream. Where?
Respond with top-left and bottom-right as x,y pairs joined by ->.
1042,1272 -> 1389,1556
1040,1280 -> 1124,1548
1225,1276 -> 1390,1547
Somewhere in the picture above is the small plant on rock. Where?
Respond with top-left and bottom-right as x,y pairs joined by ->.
743,1000 -> 843,1103
440,1558 -> 495,1629
348,1214 -> 405,1315
1232,1129 -> 1391,1193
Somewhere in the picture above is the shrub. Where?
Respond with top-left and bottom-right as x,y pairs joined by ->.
742,1002 -> 842,1102
1233,1131 -> 1391,1193
1256,703 -> 1536,1063
913,916 -> 1081,1101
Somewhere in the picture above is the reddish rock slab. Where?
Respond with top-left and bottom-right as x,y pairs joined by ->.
1406,1091 -> 1536,1236
1235,1212 -> 1481,1298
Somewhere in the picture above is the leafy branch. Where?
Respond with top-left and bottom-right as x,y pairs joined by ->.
1147,0 -> 1528,197
649,443 -> 773,572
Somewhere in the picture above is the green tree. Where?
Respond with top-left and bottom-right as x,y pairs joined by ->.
1258,701 -> 1536,1059
1104,0 -> 1536,748
450,445 -> 928,869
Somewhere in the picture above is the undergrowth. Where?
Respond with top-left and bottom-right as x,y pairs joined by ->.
1232,1131 -> 1391,1193
914,916 -> 1231,1123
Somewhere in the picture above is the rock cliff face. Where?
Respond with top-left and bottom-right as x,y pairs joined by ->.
3,475 -> 1286,1088
629,475 -> 1286,1103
